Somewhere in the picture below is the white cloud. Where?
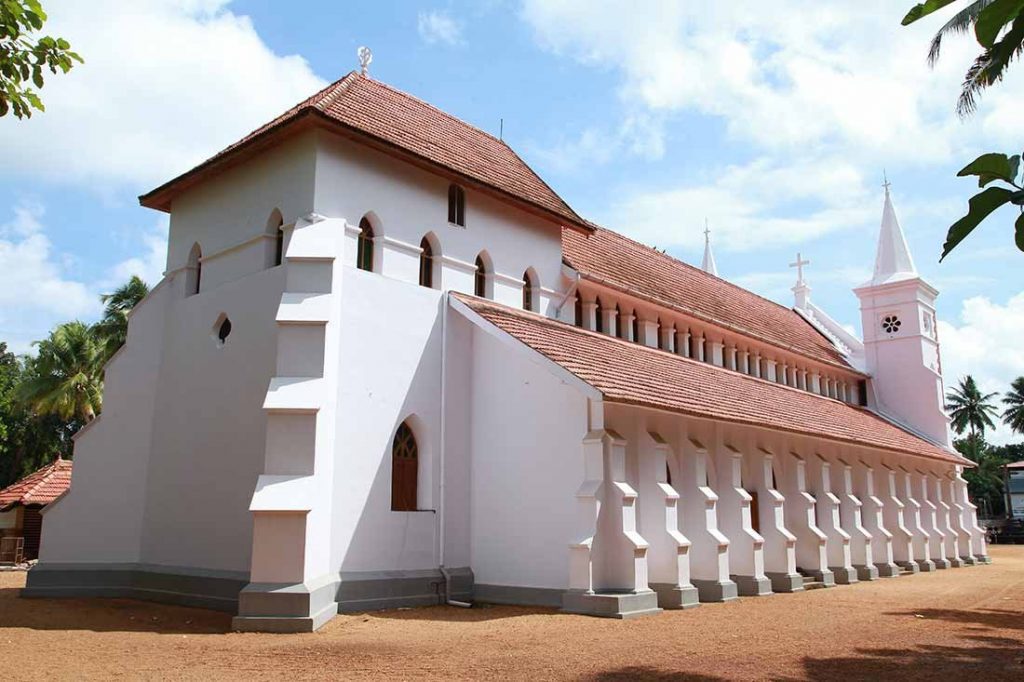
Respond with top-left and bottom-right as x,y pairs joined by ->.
0,203 -> 99,353
601,156 -> 876,253
520,0 -> 1024,252
0,203 -> 168,355
938,292 -> 1024,445
418,10 -> 463,46
0,0 -> 325,191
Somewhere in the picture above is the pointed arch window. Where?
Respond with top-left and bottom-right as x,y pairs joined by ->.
357,217 -> 375,272
186,243 -> 202,297
522,269 -> 538,312
391,422 -> 418,512
266,209 -> 284,268
474,253 -> 490,298
419,237 -> 435,288
448,184 -> 466,226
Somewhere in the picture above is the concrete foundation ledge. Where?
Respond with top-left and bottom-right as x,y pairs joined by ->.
336,567 -> 461,613
561,589 -> 662,619
21,562 -> 247,612
874,562 -> 900,578
731,574 -> 772,596
896,561 -> 920,574
854,564 -> 880,581
830,567 -> 859,585
766,572 -> 804,593
474,583 -> 563,608
801,569 -> 836,587
650,582 -> 700,609
692,578 -> 739,603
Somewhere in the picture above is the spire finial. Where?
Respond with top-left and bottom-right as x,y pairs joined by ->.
357,46 -> 373,76
701,219 -> 718,276
789,252 -> 810,286
882,169 -> 891,195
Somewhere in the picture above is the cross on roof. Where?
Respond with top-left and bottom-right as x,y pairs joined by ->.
789,252 -> 810,285
704,218 -> 711,241
882,170 -> 891,194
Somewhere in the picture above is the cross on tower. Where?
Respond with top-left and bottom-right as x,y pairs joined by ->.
789,252 -> 810,286
882,170 -> 891,194
704,218 -> 711,242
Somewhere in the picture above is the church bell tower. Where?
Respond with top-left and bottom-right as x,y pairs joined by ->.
853,183 -> 951,447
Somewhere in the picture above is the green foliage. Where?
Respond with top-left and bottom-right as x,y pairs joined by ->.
946,375 -> 1001,437
17,321 -> 104,422
1002,377 -> 1024,435
956,434 -> 1008,515
0,0 -> 82,118
92,276 -> 150,364
903,1 -> 1024,258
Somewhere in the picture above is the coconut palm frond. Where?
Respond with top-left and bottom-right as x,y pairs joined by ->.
928,0 -> 996,66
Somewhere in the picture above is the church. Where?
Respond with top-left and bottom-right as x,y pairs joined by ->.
23,65 -> 989,632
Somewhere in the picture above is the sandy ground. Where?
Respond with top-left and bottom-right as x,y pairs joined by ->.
2,546 -> 1023,681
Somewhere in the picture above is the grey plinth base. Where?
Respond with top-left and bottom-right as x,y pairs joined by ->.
766,572 -> 804,593
21,562 -> 247,612
947,557 -> 965,568
976,555 -> 992,564
896,561 -> 920,574
731,574 -> 772,596
960,555 -> 979,566
802,568 -> 836,587
918,559 -> 937,572
650,582 -> 700,609
830,566 -> 858,585
933,557 -> 951,570
474,583 -> 562,607
854,564 -> 879,581
233,575 -> 340,633
561,590 -> 662,619
874,562 -> 900,578
692,578 -> 739,603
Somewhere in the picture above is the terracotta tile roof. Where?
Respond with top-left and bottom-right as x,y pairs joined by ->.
140,72 -> 587,230
455,295 -> 967,466
562,225 -> 858,372
0,459 -> 72,510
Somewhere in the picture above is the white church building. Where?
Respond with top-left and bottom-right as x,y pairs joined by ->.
24,68 -> 989,631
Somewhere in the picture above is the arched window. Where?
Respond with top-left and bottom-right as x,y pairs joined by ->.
448,184 -> 466,226
474,252 -> 491,298
357,217 -> 374,272
391,422 -> 418,511
266,209 -> 284,268
574,292 -> 582,327
595,297 -> 604,334
186,243 -> 202,297
615,305 -> 623,338
419,236 -> 435,288
522,269 -> 538,312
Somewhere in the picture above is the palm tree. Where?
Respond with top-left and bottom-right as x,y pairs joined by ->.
17,321 -> 104,422
1003,376 -> 1024,435
946,375 -> 1000,438
920,0 -> 995,66
92,275 -> 149,362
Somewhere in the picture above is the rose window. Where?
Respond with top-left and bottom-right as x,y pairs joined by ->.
881,315 -> 901,334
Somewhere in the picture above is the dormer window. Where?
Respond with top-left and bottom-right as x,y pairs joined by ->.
448,184 -> 465,227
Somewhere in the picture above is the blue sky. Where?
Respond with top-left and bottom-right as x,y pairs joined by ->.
1,1 -> 1022,440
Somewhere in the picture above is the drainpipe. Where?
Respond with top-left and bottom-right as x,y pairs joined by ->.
439,290 -> 472,608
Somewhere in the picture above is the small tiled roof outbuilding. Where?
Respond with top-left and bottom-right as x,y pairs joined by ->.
455,295 -> 967,467
140,72 -> 588,232
0,458 -> 72,511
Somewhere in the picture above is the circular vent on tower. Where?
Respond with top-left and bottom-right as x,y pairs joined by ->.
881,315 -> 901,335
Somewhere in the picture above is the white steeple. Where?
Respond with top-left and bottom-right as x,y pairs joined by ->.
701,219 -> 718,277
869,179 -> 917,286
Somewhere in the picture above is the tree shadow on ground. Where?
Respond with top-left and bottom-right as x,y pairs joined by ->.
886,607 -> 1024,631
584,668 -> 724,681
799,635 -> 1024,681
0,587 -> 232,634
366,602 -> 561,623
